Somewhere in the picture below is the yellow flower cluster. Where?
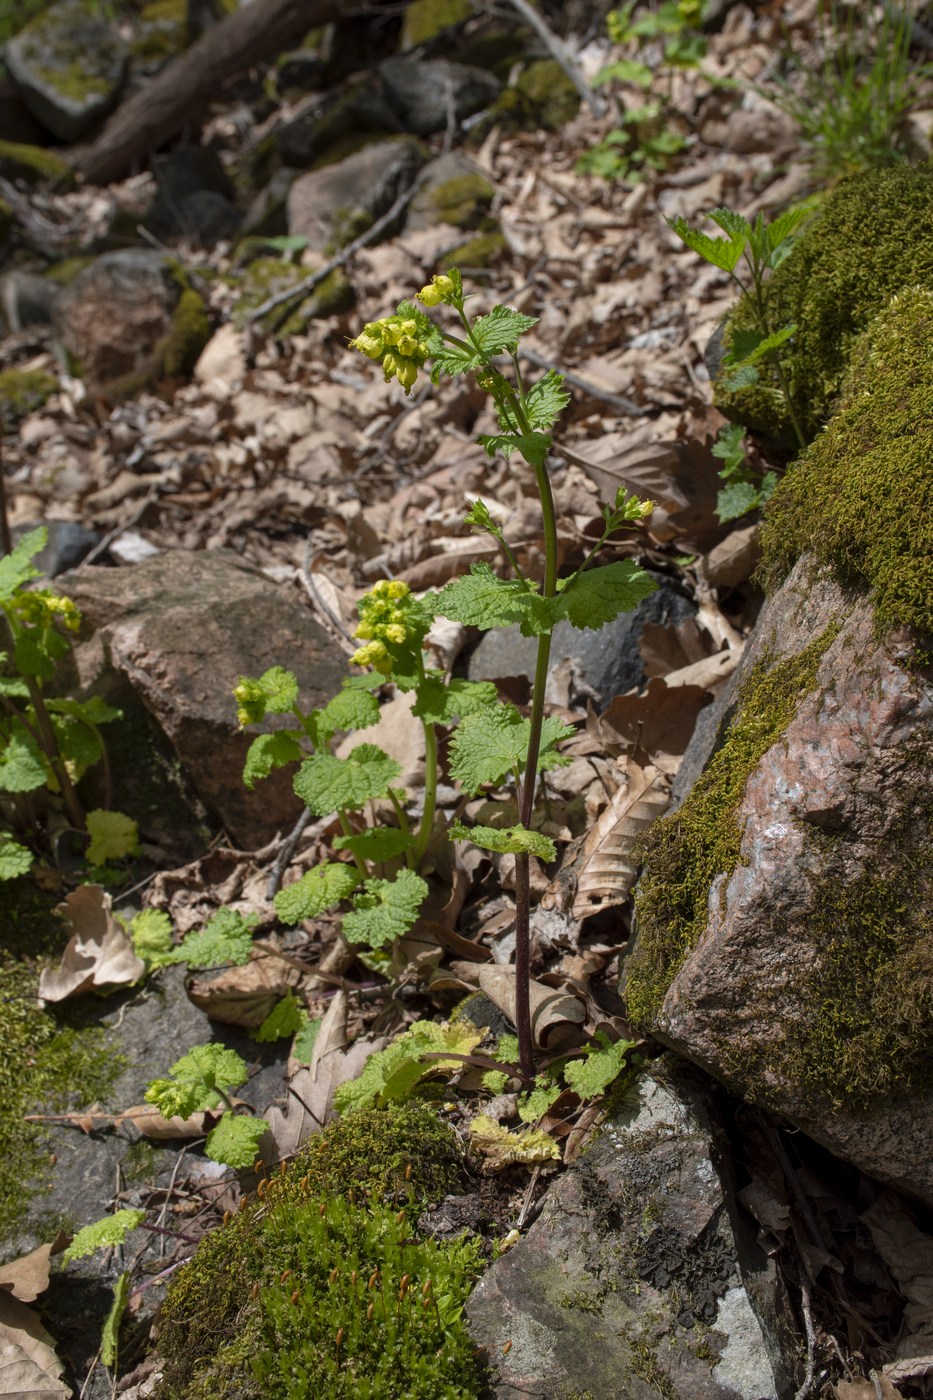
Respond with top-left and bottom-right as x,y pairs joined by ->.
16,590 -> 81,632
416,274 -> 456,308
348,316 -> 430,394
233,678 -> 266,729
351,579 -> 414,676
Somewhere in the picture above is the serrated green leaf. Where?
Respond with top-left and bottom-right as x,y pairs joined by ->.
563,1035 -> 636,1098
144,1043 -> 248,1119
449,820 -> 557,861
434,562 -> 540,633
477,431 -> 551,467
431,341 -> 478,379
0,675 -> 29,699
470,305 -> 538,356
517,1079 -> 563,1123
524,369 -> 571,431
292,1015 -> 321,1064
101,1270 -> 129,1367
45,694 -> 122,726
555,560 -> 657,631
294,744 -> 401,816
448,706 -> 572,793
234,666 -> 299,726
481,1069 -> 510,1093
130,909 -> 175,967
205,1114 -> 269,1169
243,730 -> 304,789
0,526 -> 45,602
0,835 -> 32,880
721,362 -> 759,392
253,991 -> 306,1042
13,628 -> 67,681
496,1033 -> 519,1064
334,1018 -> 484,1113
715,481 -> 762,523
0,723 -> 47,793
308,685 -> 381,747
274,862 -> 360,924
85,810 -> 138,865
667,214 -> 746,273
469,1115 -> 560,1167
341,868 -> 428,948
726,322 -> 796,368
332,826 -> 414,863
63,1209 -> 145,1264
165,908 -> 257,968
411,675 -> 499,725
594,57 -> 653,86
51,714 -> 100,773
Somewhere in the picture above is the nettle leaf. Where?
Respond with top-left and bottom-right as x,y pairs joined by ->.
667,213 -> 746,273
0,674 -> 28,699
334,1018 -> 484,1113
256,666 -> 299,713
556,560 -> 657,631
333,826 -> 414,863
63,1209 -> 145,1264
205,1114 -> 269,1169
449,706 -> 573,793
85,810 -> 138,865
0,835 -> 32,880
469,1115 -> 560,1168
563,1034 -> 637,1099
243,730 -> 304,789
46,694 -> 122,726
524,369 -> 571,431
341,868 -> 428,948
449,820 -> 557,862
52,714 -> 101,772
14,628 -> 68,681
721,362 -> 759,392
434,562 -> 540,633
145,1043 -> 248,1119
253,991 -> 306,1042
431,342 -> 477,379
517,1078 -> 563,1123
470,305 -> 538,356
165,908 -> 257,968
308,686 -> 380,747
726,322 -> 796,368
711,422 -> 746,476
294,744 -> 401,816
0,723 -> 47,793
130,909 -> 175,968
477,431 -> 551,468
765,199 -> 817,259
411,675 -> 499,725
0,525 -> 45,603
274,861 -> 360,924
716,481 -> 762,523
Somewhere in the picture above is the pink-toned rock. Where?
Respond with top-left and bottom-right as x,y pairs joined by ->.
61,550 -> 347,850
631,555 -> 933,1204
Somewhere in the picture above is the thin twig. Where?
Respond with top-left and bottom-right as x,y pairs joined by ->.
795,1272 -> 817,1400
266,808 -> 314,900
503,0 -> 605,117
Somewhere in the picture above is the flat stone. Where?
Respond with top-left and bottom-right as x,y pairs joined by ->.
5,0 -> 128,142
467,1058 -> 796,1399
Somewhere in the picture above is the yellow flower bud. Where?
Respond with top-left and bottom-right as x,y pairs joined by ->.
384,624 -> 407,645
353,621 -> 374,640
418,284 -> 442,307
397,334 -> 417,357
382,323 -> 401,347
385,581 -> 409,600
434,275 -> 455,297
396,358 -> 418,392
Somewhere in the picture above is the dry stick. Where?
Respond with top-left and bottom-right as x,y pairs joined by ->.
795,1271 -> 818,1400
248,176 -> 427,328
266,808 -> 314,900
518,345 -> 647,418
503,0 -> 606,118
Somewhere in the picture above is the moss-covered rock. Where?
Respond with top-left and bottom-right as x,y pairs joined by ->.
0,138 -> 72,186
427,173 -> 495,229
133,0 -> 188,65
229,256 -> 355,334
153,1104 -> 485,1399
5,0 -> 129,142
478,58 -> 581,136
439,230 -> 507,270
759,287 -> 933,649
0,368 -> 58,425
401,0 -> 472,49
717,163 -> 933,443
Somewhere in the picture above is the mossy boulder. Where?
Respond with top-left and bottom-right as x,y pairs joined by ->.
407,154 -> 495,233
5,0 -> 129,141
0,138 -> 72,186
400,0 -> 472,49
152,1104 -> 486,1399
478,58 -> 581,137
230,255 -> 355,333
716,163 -> 933,444
0,367 -> 57,425
439,230 -> 507,270
286,137 -> 427,256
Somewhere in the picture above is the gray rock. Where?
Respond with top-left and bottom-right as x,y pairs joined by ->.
14,519 -> 100,576
286,137 -> 426,255
4,0 -> 128,142
406,151 -> 495,233
467,1057 -> 796,1399
378,56 -> 500,137
145,146 -> 241,247
0,269 -> 59,331
275,82 -> 404,170
59,550 -> 348,849
466,575 -> 697,710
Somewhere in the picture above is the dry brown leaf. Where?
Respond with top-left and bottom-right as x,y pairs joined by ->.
639,616 -> 717,678
115,1105 -> 218,1140
661,652 -> 740,694
39,886 -> 145,1003
862,1192 -> 933,1380
701,522 -> 761,588
0,1337 -> 68,1399
0,1239 -> 65,1304
837,1379 -> 904,1400
337,690 -> 424,794
476,965 -> 586,1050
186,940 -> 300,1028
0,1293 -> 61,1382
598,679 -> 711,773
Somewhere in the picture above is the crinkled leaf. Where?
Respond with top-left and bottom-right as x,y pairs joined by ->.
469,1115 -> 560,1168
256,666 -> 299,714
243,731 -> 303,789
85,811 -> 138,865
667,213 -> 747,272
292,1015 -> 321,1064
205,1114 -> 269,1169
308,686 -> 380,747
294,744 -> 401,816
274,862 -> 360,924
448,707 -> 573,793
411,675 -> 499,725
130,909 -> 175,967
477,431 -> 551,468
253,991 -> 306,1042
482,1069 -> 510,1093
471,305 -> 537,355
0,724 -> 47,793
726,322 -> 796,368
716,481 -> 763,523
430,341 -> 478,379
563,1035 -> 637,1098
0,526 -> 45,602
62,1209 -> 145,1264
334,1018 -> 483,1113
341,868 -> 428,948
721,362 -> 759,392
332,827 -> 414,863
0,836 -> 32,879
555,560 -> 657,630
51,715 -> 100,773
449,820 -> 556,861
517,1079 -> 563,1123
524,369 -> 571,431
144,1043 -> 248,1118
164,908 -> 257,969
101,1271 -> 129,1367
45,694 -> 122,726
13,628 -> 67,681
434,562 -> 541,633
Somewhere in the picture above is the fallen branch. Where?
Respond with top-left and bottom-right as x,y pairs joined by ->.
503,0 -> 605,118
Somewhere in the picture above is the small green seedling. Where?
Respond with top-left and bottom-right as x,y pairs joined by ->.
144,1042 -> 269,1168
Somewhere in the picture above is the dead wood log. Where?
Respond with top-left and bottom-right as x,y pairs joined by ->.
72,0 -> 345,187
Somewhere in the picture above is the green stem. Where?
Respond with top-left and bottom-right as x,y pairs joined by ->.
337,808 -> 368,880
412,656 -> 438,866
748,266 -> 807,452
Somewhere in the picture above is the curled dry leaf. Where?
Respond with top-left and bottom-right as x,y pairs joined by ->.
186,939 -> 301,1028
597,680 -> 711,774
469,1115 -> 561,1171
476,965 -> 585,1050
115,1104 -> 219,1140
836,1379 -> 904,1400
0,1238 -> 66,1304
0,1291 -> 69,1400
39,886 -> 145,1003
862,1192 -> 933,1384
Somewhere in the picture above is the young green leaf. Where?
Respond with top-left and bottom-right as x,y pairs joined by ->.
130,909 -> 175,967
273,862 -> 360,924
726,323 -> 796,368
0,723 -> 47,793
449,820 -> 557,861
517,1078 -> 563,1123
13,627 -> 68,681
63,1209 -> 145,1264
715,480 -> 764,523
470,305 -> 538,356
253,991 -> 306,1043
234,666 -> 299,727
555,560 -> 657,630
449,707 -> 573,793
144,1043 -> 248,1119
45,694 -> 122,726
101,1270 -> 129,1367
307,686 -> 381,748
469,1115 -> 560,1167
205,1113 -> 270,1169
0,835 -> 33,880
334,1018 -> 484,1113
164,908 -> 257,969
0,525 -> 45,603
563,1034 -> 636,1098
477,431 -> 552,468
243,731 -> 304,789
85,810 -> 139,865
293,744 -> 401,816
667,213 -> 747,273
332,826 -> 414,863
594,57 -> 653,87
434,562 -> 540,633
341,868 -> 428,947
292,1015 -> 321,1064
411,675 -> 499,725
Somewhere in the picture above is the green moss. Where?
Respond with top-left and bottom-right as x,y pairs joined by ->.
44,256 -> 94,285
759,288 -> 933,648
161,287 -> 211,377
0,368 -> 57,425
482,58 -> 580,135
427,173 -> 494,230
0,139 -> 72,186
154,1104 -> 482,1400
16,2 -> 124,103
0,198 -> 11,246
440,231 -> 506,270
133,0 -> 188,62
718,164 -> 933,442
401,0 -> 472,48
627,626 -> 840,1029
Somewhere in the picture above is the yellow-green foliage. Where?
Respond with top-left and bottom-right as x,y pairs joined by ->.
231,258 -> 354,333
759,288 -> 933,646
627,627 -> 839,1030
0,140 -> 72,186
719,164 -> 933,441
155,1104 -> 482,1400
134,0 -> 187,62
401,0 -> 471,48
0,369 -> 57,425
427,174 -> 495,230
161,287 -> 211,378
